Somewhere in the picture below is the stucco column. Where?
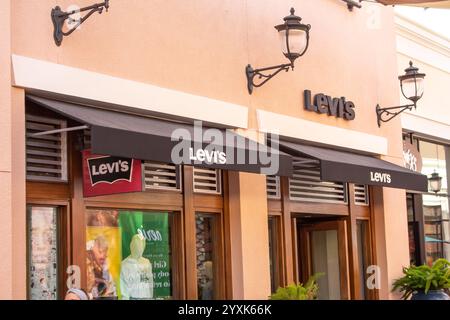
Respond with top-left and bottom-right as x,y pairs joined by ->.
227,171 -> 271,299
0,0 -> 13,300
383,187 -> 410,299
11,87 -> 27,299
372,182 -> 410,300
224,127 -> 272,299
0,0 -> 26,299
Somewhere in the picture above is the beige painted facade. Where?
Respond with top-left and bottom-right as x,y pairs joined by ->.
0,0 -> 414,299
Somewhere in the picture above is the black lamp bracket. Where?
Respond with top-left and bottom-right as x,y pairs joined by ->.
342,0 -> 362,11
246,63 -> 293,95
52,0 -> 110,46
376,103 -> 415,127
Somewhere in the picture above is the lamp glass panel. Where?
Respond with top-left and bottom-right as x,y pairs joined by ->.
278,29 -> 307,57
429,178 -> 442,193
402,77 -> 424,100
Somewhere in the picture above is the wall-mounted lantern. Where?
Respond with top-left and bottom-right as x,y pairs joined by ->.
245,8 -> 311,94
376,61 -> 426,127
341,0 -> 362,11
428,171 -> 442,193
52,0 -> 110,46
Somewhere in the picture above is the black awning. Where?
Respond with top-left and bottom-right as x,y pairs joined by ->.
276,140 -> 428,192
27,95 -> 293,176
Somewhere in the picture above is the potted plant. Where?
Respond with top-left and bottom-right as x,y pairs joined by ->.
270,273 -> 323,300
392,258 -> 450,300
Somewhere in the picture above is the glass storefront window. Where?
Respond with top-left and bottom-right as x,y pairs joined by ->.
311,230 -> 341,300
419,140 -> 450,263
420,140 -> 447,195
268,217 -> 275,293
27,206 -> 59,300
268,217 -> 281,293
196,213 -> 216,300
85,209 -> 173,300
406,194 -> 419,265
357,220 -> 370,299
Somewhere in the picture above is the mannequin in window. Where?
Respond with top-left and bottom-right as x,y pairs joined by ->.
120,234 -> 154,299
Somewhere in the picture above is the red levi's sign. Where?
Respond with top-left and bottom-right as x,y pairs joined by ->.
82,149 -> 143,197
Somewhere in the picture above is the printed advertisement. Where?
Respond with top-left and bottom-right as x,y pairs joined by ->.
85,210 -> 171,300
28,207 -> 58,300
119,211 -> 171,299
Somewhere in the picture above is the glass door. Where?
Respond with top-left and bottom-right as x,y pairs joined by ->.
195,212 -> 225,300
298,220 -> 350,300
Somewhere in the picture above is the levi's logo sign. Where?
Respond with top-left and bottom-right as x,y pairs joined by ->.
370,171 -> 391,184
189,148 -> 227,165
88,156 -> 133,186
304,90 -> 356,120
82,150 -> 142,198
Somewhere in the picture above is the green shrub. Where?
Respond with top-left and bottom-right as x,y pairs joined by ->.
270,273 -> 324,300
392,258 -> 450,300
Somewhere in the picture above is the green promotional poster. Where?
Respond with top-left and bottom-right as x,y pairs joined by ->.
119,211 -> 171,299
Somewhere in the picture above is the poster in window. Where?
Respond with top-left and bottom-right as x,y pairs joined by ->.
85,210 -> 121,299
119,212 -> 172,300
85,210 -> 171,300
28,207 -> 58,300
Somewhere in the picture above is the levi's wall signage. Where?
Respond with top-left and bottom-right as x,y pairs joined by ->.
82,149 -> 143,197
304,90 -> 356,120
403,141 -> 422,173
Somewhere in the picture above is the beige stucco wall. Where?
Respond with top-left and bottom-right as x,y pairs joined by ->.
10,1 -> 402,137
0,0 -> 14,299
1,0 -> 413,299
0,0 -> 27,300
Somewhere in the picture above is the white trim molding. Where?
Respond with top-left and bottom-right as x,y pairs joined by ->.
12,55 -> 249,128
395,14 -> 450,74
395,13 -> 450,143
257,110 -> 388,155
402,113 -> 450,144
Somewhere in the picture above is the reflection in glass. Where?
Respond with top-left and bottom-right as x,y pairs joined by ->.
357,221 -> 370,299
419,141 -> 449,263
406,194 -> 418,265
268,217 -> 278,293
311,230 -> 341,300
196,214 -> 215,300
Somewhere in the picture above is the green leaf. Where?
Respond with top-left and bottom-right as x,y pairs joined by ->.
392,259 -> 450,298
269,273 -> 324,300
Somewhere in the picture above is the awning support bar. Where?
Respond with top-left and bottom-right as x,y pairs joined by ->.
32,125 -> 89,137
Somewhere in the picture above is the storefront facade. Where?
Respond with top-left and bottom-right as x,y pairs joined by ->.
0,0 -> 430,300
395,10 -> 450,266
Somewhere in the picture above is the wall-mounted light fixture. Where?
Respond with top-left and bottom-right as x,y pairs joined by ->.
429,171 -> 442,193
376,61 -> 426,127
52,0 -> 110,46
245,8 -> 311,94
341,0 -> 362,11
